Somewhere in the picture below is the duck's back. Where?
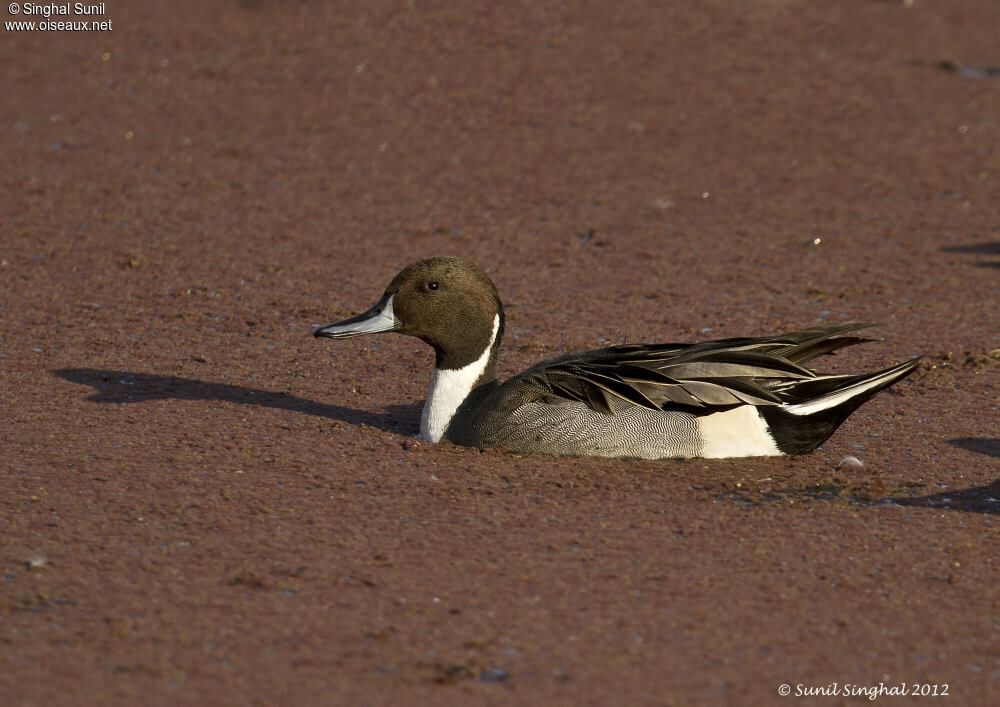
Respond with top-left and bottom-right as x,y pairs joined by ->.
445,323 -> 918,459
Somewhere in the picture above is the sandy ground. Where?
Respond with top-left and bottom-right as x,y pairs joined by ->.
1,1 -> 998,705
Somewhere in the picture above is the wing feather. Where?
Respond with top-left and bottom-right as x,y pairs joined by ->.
518,323 -> 879,416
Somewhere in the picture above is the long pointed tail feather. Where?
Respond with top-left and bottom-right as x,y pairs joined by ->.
761,357 -> 921,454
783,358 -> 922,417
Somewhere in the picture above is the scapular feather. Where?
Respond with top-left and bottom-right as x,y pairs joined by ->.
523,322 -> 882,416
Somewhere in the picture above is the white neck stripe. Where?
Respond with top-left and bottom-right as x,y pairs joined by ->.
419,314 -> 500,442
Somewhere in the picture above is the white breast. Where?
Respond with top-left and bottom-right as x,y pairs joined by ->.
419,315 -> 501,442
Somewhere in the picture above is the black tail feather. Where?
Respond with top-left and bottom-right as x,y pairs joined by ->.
762,358 -> 921,454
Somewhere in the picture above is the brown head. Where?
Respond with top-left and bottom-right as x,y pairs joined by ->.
314,257 -> 505,371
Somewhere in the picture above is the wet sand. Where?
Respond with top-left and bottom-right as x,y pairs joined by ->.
1,1 -> 997,705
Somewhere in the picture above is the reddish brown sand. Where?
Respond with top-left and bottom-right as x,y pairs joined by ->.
2,1 -> 998,705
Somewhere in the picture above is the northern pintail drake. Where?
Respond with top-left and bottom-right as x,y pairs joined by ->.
314,257 -> 919,459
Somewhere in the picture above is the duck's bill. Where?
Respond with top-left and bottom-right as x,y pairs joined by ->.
314,295 -> 399,339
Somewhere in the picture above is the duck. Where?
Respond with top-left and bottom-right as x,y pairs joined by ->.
314,256 -> 920,459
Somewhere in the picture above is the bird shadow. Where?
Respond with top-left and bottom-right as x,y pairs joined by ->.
889,479 -> 999,515
941,240 -> 1000,268
946,437 -> 999,458
54,368 -> 421,435
883,438 -> 999,514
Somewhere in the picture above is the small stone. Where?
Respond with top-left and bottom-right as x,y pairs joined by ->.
837,455 -> 864,470
479,667 -> 509,683
26,555 -> 47,571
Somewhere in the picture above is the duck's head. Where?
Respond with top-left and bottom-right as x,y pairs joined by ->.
314,256 -> 505,370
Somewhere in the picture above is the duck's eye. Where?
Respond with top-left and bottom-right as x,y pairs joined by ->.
427,281 -> 439,291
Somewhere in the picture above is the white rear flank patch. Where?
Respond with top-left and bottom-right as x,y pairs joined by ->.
697,405 -> 782,458
420,314 -> 500,442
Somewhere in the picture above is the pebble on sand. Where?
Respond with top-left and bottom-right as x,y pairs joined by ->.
837,455 -> 864,470
479,667 -> 509,683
